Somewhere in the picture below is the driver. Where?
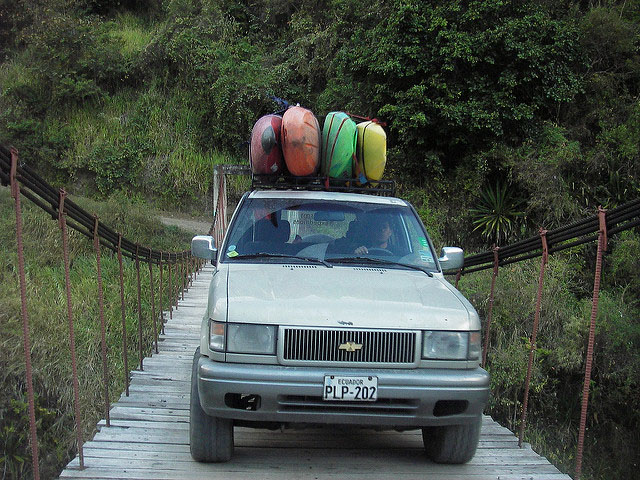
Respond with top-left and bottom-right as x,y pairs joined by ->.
354,218 -> 392,255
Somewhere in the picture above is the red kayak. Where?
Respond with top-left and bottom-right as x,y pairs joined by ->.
281,106 -> 321,176
249,114 -> 284,175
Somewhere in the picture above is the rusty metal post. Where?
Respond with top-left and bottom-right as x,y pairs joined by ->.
148,249 -> 158,354
58,190 -> 85,467
93,215 -> 110,427
135,245 -> 144,371
220,169 -> 228,246
159,252 -> 165,335
181,256 -> 186,300
482,247 -> 500,368
187,255 -> 191,287
575,208 -> 607,480
117,234 -> 129,396
518,229 -> 549,448
454,268 -> 462,289
169,256 -> 173,319
185,255 -> 189,290
10,148 -> 41,480
174,258 -> 180,309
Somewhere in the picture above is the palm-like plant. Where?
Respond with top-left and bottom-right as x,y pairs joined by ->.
470,183 -> 525,245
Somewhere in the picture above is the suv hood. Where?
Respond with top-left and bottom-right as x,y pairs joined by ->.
223,263 -> 473,330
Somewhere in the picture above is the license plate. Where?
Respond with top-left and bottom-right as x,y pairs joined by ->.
323,375 -> 378,401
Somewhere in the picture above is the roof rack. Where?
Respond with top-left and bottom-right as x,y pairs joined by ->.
251,174 -> 396,197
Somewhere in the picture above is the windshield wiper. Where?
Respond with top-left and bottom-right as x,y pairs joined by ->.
232,252 -> 332,268
326,257 -> 433,276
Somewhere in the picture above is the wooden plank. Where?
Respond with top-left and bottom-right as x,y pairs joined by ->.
79,447 -> 550,464
127,384 -> 190,394
129,370 -> 190,379
78,440 -> 545,460
97,420 -> 189,430
61,471 -> 570,480
142,356 -> 194,363
161,323 -> 200,330
109,406 -> 188,416
108,410 -> 188,423
65,455 -> 563,474
127,376 -> 190,385
96,420 -> 515,440
158,332 -> 199,338
89,429 -> 521,451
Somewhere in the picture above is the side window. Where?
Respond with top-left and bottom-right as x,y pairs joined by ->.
405,217 -> 436,268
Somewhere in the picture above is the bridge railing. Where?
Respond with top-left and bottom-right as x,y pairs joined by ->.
1,145 -> 203,479
448,198 -> 639,479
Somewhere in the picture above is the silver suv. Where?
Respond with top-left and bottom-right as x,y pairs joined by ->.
190,189 -> 489,464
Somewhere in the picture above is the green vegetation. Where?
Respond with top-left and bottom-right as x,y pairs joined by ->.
0,0 -> 638,478
470,182 -> 525,245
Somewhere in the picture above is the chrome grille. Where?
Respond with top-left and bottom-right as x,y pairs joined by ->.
281,328 -> 417,365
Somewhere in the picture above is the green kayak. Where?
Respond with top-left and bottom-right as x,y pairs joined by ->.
321,112 -> 357,179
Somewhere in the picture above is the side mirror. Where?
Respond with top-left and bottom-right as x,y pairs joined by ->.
192,235 -> 218,261
438,247 -> 464,271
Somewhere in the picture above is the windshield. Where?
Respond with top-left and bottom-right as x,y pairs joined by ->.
222,196 -> 438,271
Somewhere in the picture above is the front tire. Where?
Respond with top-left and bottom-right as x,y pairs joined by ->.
190,347 -> 234,462
422,416 -> 482,464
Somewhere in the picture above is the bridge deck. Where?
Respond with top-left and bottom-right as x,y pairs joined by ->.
59,264 -> 571,480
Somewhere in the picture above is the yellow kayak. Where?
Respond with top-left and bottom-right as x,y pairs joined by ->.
355,121 -> 387,183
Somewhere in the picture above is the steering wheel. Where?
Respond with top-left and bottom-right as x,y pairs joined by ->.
366,247 -> 394,256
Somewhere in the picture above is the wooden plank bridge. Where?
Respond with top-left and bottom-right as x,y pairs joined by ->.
59,264 -> 571,480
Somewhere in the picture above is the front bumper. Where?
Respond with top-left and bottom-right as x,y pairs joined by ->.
197,356 -> 490,428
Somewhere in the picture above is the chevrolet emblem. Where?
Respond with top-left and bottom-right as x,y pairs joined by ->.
338,341 -> 363,352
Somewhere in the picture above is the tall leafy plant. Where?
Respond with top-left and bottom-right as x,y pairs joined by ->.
470,183 -> 525,246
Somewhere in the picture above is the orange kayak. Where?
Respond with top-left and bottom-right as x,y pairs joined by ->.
281,106 -> 321,176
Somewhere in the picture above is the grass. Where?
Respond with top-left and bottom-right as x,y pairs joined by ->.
58,85 -> 236,209
0,186 -> 194,479
0,54 -> 36,96
108,12 -> 156,58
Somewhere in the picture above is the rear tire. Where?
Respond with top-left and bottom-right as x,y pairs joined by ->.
190,347 -> 234,462
422,416 -> 482,464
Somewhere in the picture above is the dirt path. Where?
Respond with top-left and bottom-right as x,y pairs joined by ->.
159,215 -> 212,235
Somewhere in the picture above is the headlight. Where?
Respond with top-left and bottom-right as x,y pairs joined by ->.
422,331 -> 474,360
209,321 -> 277,354
209,320 -> 225,351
